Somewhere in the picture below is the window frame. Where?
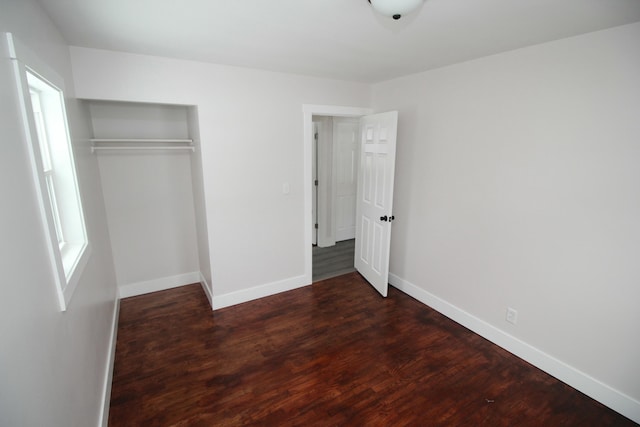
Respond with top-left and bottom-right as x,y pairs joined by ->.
6,32 -> 91,311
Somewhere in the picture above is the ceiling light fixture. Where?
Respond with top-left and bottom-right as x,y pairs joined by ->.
368,0 -> 423,20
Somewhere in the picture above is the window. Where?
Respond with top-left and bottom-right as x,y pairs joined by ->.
23,68 -> 89,310
6,32 -> 90,310
29,87 -> 65,247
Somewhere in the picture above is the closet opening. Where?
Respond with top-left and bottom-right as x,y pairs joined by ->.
87,100 -> 212,305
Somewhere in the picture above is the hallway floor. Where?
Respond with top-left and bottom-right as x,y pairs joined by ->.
312,239 -> 355,282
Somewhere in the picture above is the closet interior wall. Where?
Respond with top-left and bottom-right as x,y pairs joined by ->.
88,101 -> 208,299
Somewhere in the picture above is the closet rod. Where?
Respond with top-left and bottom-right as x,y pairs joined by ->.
90,138 -> 193,143
91,146 -> 195,153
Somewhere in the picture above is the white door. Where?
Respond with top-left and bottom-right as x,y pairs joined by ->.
354,111 -> 398,297
333,118 -> 359,242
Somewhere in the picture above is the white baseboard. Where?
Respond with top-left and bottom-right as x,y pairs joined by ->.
98,295 -> 120,427
199,272 -> 213,309
212,274 -> 309,310
118,271 -> 201,299
388,273 -> 640,424
336,230 -> 355,242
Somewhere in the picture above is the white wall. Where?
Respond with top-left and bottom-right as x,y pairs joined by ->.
333,117 -> 359,242
89,101 -> 200,296
314,115 -> 335,248
69,47 -> 370,303
188,106 -> 213,302
0,1 -> 118,426
373,22 -> 640,421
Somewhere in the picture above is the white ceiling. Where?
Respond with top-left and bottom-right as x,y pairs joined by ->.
38,0 -> 640,83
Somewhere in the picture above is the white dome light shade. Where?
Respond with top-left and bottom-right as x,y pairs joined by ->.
369,0 -> 423,19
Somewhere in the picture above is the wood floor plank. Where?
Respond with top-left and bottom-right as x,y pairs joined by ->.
109,273 -> 637,426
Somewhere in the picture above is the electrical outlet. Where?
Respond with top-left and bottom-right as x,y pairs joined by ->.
506,307 -> 518,325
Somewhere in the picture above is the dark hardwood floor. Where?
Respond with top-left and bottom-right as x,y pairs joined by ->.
109,273 -> 636,426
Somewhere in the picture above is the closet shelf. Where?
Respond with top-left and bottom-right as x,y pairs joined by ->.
90,138 -> 195,153
90,138 -> 193,143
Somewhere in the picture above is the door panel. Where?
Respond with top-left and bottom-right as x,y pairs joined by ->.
354,111 -> 398,297
333,118 -> 359,242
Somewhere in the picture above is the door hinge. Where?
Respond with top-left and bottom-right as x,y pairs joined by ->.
314,179 -> 318,186
314,223 -> 318,229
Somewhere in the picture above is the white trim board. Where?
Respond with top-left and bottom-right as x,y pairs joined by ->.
388,273 -> 640,424
118,271 -> 201,298
199,272 -> 213,309
98,296 -> 120,427
212,274 -> 308,310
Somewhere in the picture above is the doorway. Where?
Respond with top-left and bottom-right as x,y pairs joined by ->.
312,239 -> 356,282
312,115 -> 359,248
311,115 -> 359,281
303,105 -> 373,285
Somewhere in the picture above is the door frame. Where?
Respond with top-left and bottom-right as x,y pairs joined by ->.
302,104 -> 373,285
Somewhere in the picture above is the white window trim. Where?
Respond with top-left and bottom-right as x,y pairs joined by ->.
5,32 -> 90,311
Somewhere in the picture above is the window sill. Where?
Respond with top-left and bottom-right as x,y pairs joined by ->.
60,241 -> 91,311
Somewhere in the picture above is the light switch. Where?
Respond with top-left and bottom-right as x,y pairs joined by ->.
282,182 -> 290,195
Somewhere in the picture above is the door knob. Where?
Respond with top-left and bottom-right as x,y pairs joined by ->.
380,215 -> 388,221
